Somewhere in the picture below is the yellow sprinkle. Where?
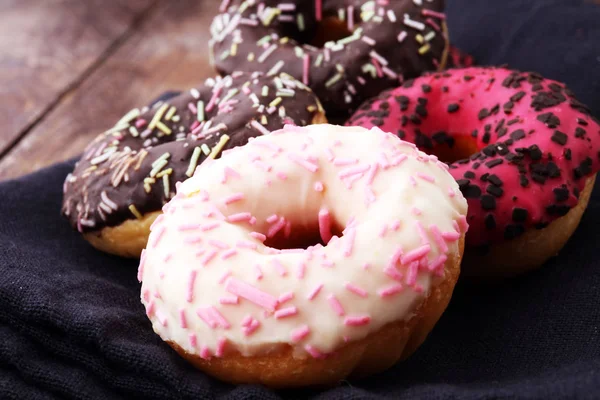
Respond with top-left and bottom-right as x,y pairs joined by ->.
307,104 -> 317,112
269,97 -> 282,108
128,126 -> 139,137
231,43 -> 238,56
186,147 -> 202,177
156,168 -> 173,178
143,177 -> 156,184
165,106 -> 177,121
152,152 -> 170,168
418,44 -> 431,55
156,121 -> 172,135
261,115 -> 268,125
280,37 -> 289,44
128,204 -> 143,220
116,108 -> 141,126
148,104 -> 169,130
144,183 -> 151,193
262,8 -> 280,25
134,150 -> 148,170
208,134 -> 230,159
262,86 -> 269,97
415,34 -> 424,44
247,52 -> 255,62
201,144 -> 211,155
149,159 -> 168,178
162,175 -> 170,199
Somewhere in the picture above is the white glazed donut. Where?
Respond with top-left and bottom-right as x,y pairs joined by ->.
139,124 -> 469,387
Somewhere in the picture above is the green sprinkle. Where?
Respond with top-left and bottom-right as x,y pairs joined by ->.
219,50 -> 230,60
274,77 -> 283,90
314,54 -> 323,67
297,13 -> 305,31
267,60 -> 285,76
149,159 -> 168,178
220,88 -> 239,104
325,73 -> 343,88
162,175 -> 170,199
186,147 -> 202,177
257,35 -> 272,46
269,97 -> 282,107
338,8 -> 345,21
262,86 -> 269,97
197,101 -> 205,122
152,152 -> 170,168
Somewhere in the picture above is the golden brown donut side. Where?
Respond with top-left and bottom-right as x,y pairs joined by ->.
462,175 -> 596,279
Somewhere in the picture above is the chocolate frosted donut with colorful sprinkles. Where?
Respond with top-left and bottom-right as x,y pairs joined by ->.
62,72 -> 326,258
139,124 -> 468,387
346,66 -> 600,278
209,0 -> 449,118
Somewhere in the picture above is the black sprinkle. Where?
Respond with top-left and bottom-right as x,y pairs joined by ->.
537,112 -> 561,128
551,130 -> 568,146
553,187 -> 569,202
512,208 -> 528,223
507,118 -> 520,126
415,105 -> 428,118
485,159 -> 503,168
504,224 -> 525,240
447,103 -> 460,113
510,91 -> 526,102
486,185 -> 504,198
463,171 -> 476,179
487,174 -> 503,186
484,214 -> 496,230
478,108 -> 490,120
421,84 -> 432,93
481,195 -> 496,210
564,148 -> 572,161
577,118 -> 588,126
510,129 -> 526,141
519,175 -> 529,187
575,127 -> 587,138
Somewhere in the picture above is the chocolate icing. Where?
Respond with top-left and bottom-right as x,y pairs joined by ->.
62,72 -> 324,233
209,0 -> 448,119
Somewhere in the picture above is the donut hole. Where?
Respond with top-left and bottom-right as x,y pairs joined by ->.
263,221 -> 344,251
307,16 -> 354,49
426,136 -> 480,164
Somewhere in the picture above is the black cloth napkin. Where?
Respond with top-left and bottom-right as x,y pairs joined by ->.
2,0 -> 600,398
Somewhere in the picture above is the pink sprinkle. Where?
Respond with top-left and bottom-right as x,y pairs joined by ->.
378,283 -> 404,298
137,249 -> 146,282
201,222 -> 220,231
216,337 -> 227,357
237,240 -> 258,250
179,308 -> 188,329
325,147 -> 335,161
458,215 -> 469,233
366,162 -> 379,185
201,250 -> 218,266
224,193 -> 244,205
426,18 -> 441,31
401,245 -> 431,264
278,292 -> 295,304
275,306 -> 298,319
266,214 -> 279,224
415,220 -> 430,246
442,230 -> 461,242
307,284 -> 323,300
313,181 -> 324,192
343,229 -> 356,257
253,159 -> 272,172
254,264 -> 263,280
209,239 -> 229,249
250,231 -> 266,241
227,212 -> 252,223
416,172 -> 436,183
345,282 -> 368,298
321,259 -> 335,267
384,265 -> 403,282
267,217 -> 286,238
315,0 -> 322,21
199,346 -> 212,360
219,295 -> 239,305
243,319 -> 261,336
452,220 -> 460,233
187,102 -> 197,114
291,325 -> 310,342
390,220 -> 401,231
135,119 -> 147,128
347,5 -> 354,30
448,187 -> 456,197
297,262 -> 306,279
186,270 -> 197,302
318,208 -> 333,244
271,258 -> 287,276
406,261 -> 419,286
221,249 -> 237,260
188,333 -> 197,348
327,294 -> 345,316
338,164 -> 370,179
218,270 -> 231,284
226,278 -> 278,311
391,153 -> 408,167
411,207 -> 422,216
305,344 -> 325,359
241,315 -> 253,327
287,153 -> 319,172
302,54 -> 310,85
430,225 -> 448,253
145,300 -> 155,317
409,176 -> 417,187
429,254 -> 448,272
178,223 -> 201,231
249,216 -> 257,225
150,226 -> 166,249
363,262 -> 371,270
333,157 -> 358,166
422,8 -> 446,20
142,289 -> 150,303
197,306 -> 230,329
344,315 -> 371,326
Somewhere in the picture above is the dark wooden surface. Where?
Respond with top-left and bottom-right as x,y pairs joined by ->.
0,0 -> 218,180
1,0 -> 599,180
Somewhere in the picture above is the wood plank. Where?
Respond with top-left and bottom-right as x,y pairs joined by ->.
0,0 -> 218,180
0,0 -> 156,161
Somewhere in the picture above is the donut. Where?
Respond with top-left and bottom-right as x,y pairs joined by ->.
209,0 -> 450,118
346,66 -> 600,278
138,124 -> 468,387
62,72 -> 326,258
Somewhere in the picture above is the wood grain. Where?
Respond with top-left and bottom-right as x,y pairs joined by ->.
0,0 -> 218,180
0,0 -> 156,162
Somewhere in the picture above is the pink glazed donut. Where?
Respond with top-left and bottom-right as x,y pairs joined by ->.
346,67 -> 600,278
138,124 -> 468,387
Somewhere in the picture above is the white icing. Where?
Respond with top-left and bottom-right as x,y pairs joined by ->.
140,125 -> 468,359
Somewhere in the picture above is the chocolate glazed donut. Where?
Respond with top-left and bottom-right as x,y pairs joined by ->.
209,0 -> 449,119
62,72 -> 326,258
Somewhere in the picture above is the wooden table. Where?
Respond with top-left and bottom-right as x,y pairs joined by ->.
0,0 -> 219,181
